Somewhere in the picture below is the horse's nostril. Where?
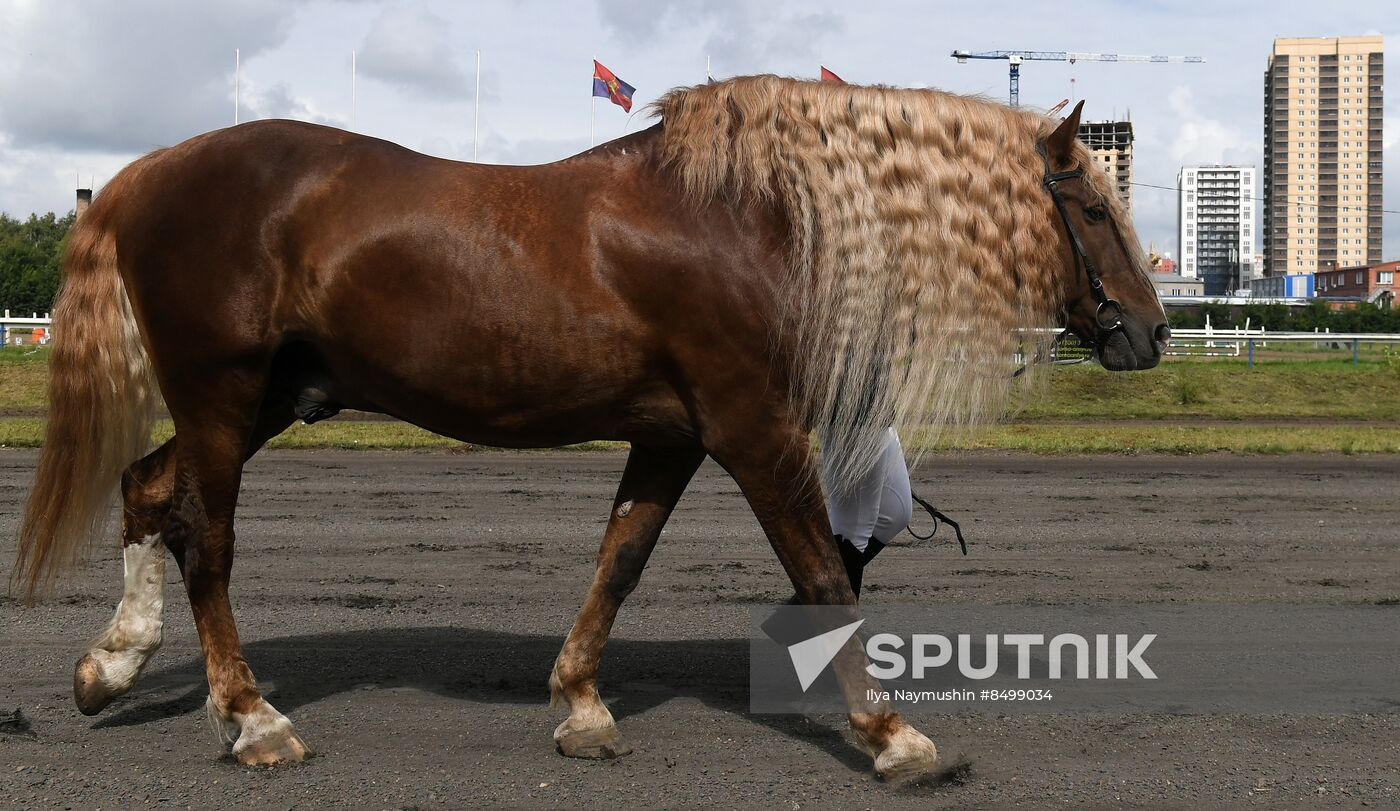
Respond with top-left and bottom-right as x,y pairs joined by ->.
1154,323 -> 1172,351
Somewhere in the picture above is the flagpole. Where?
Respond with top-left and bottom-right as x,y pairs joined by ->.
706,54 -> 711,81
473,49 -> 481,161
234,47 -> 240,125
589,55 -> 597,148
350,49 -> 357,130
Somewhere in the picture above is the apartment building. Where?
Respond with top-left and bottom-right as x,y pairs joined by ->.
1178,165 -> 1256,295
1263,36 -> 1384,275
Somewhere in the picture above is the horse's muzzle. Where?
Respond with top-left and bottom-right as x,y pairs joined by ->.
1098,319 -> 1167,371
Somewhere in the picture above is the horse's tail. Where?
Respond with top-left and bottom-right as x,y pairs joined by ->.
14,189 -> 158,599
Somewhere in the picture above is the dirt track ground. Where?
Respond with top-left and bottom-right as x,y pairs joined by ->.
2,449 -> 1399,809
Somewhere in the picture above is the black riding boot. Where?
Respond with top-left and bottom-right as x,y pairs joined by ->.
838,534 -> 888,598
784,534 -> 882,601
836,534 -> 865,597
761,534 -> 876,645
854,536 -> 886,597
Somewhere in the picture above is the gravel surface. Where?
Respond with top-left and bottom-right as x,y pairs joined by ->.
2,449 -> 1398,809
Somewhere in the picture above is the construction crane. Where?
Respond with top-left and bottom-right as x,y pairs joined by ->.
950,50 -> 1204,107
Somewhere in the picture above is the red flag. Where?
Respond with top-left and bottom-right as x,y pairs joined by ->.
592,60 -> 635,112
819,66 -> 844,83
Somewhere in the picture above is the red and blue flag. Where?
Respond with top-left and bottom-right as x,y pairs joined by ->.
593,60 -> 635,112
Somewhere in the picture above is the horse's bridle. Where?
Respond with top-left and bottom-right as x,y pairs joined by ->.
1034,139 -> 1124,334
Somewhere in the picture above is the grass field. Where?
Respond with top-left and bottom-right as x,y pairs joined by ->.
0,347 -> 47,408
1013,358 -> 1400,421
4,346 -> 1399,454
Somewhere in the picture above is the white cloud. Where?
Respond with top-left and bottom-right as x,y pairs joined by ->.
598,0 -> 844,74
356,2 -> 471,99
242,79 -> 343,126
0,0 -> 304,153
1161,85 -> 1256,167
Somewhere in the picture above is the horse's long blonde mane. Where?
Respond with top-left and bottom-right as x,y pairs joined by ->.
652,75 -> 1127,490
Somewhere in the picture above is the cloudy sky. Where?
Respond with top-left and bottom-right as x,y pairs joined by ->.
0,0 -> 1394,260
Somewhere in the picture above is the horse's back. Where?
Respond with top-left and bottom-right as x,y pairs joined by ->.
95,121 -> 776,446
103,120 -> 613,349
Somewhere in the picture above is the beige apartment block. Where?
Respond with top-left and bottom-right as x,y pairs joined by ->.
1078,120 -> 1133,213
1264,35 -> 1384,276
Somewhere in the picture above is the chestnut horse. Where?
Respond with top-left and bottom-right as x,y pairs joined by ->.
15,77 -> 1166,778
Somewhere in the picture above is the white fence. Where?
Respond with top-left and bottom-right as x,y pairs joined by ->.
1165,327 -> 1400,367
0,311 -> 52,346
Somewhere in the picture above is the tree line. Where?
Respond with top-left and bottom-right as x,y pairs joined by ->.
0,211 -> 72,315
1169,300 -> 1400,333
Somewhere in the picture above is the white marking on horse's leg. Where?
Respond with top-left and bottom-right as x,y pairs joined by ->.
74,533 -> 166,714
229,698 -> 310,764
549,668 -> 616,730
549,665 -> 630,758
204,693 -> 309,764
862,721 -> 938,782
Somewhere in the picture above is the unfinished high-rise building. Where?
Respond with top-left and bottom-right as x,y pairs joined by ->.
1263,35 -> 1384,276
1078,120 -> 1134,214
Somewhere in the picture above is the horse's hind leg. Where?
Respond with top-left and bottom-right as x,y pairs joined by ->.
73,396 -> 297,717
73,438 -> 178,715
161,390 -> 305,765
550,444 -> 705,758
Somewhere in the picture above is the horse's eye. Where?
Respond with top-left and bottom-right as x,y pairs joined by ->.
1084,205 -> 1108,223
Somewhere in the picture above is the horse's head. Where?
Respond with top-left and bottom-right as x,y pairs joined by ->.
1039,102 -> 1169,371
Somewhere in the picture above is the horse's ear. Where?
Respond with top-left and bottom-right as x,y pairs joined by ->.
1046,100 -> 1084,162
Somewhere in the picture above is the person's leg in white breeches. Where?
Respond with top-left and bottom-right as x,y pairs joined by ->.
760,428 -> 915,647
821,427 -> 913,597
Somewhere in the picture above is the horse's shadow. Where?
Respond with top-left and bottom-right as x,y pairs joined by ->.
94,626 -> 872,773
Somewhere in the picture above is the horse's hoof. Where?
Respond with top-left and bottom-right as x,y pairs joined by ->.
874,726 -> 938,784
234,726 -> 310,766
73,653 -> 116,715
553,719 -> 632,759
221,698 -> 311,766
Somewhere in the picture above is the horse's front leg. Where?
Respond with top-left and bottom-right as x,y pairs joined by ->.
550,444 -> 705,758
711,421 -> 939,782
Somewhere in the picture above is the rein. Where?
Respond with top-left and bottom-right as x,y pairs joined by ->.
908,491 -> 967,555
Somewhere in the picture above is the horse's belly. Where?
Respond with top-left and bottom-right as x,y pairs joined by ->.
386,379 -> 695,448
308,330 -> 696,448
